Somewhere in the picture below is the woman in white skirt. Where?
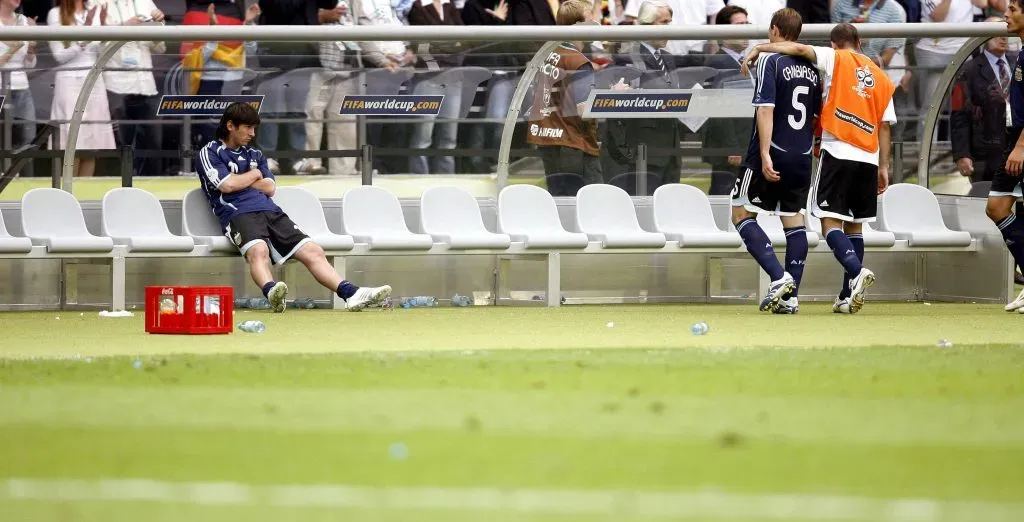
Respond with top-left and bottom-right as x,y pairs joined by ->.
48,0 -> 116,177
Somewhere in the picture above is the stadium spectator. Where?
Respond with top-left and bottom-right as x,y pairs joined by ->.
915,0 -> 989,139
392,0 -> 415,23
18,0 -> 49,24
0,0 -> 38,177
952,20 -> 1010,184
254,0 -> 335,175
787,0 -> 830,23
461,0 -> 507,23
354,0 -> 412,70
305,0 -> 361,176
98,0 -> 166,177
507,0 -> 556,25
622,0 -> 725,60
461,0 -> 519,173
528,0 -> 618,196
353,0 -> 415,175
831,0 -> 906,65
196,102 -> 393,313
48,0 -> 117,178
702,4 -> 754,195
603,0 -> 682,190
180,1 -> 259,153
893,0 -> 922,22
881,0 -> 914,157
727,0 -> 784,26
406,0 -> 467,175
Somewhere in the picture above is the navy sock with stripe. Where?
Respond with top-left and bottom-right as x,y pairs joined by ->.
783,227 -> 808,298
838,234 -> 865,299
737,218 -> 785,281
261,281 -> 276,298
826,229 -> 862,299
337,280 -> 359,300
997,214 -> 1024,275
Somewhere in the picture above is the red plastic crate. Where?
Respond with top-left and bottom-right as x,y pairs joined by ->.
145,286 -> 234,335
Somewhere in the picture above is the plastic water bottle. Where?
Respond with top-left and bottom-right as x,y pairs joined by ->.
288,298 -> 317,309
401,296 -> 437,308
248,297 -> 270,310
450,295 -> 472,307
237,320 -> 266,333
690,322 -> 709,335
233,297 -> 250,309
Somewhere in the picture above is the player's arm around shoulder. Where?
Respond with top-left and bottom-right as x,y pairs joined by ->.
741,41 -> 817,78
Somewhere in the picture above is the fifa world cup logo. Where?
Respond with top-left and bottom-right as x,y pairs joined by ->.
853,65 -> 875,99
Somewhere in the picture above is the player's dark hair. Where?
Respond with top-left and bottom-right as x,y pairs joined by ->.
715,4 -> 747,25
830,23 -> 861,49
770,8 -> 803,41
1012,0 -> 1023,8
216,102 -> 260,140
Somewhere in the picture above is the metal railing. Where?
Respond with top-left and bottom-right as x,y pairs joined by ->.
0,22 -> 1012,193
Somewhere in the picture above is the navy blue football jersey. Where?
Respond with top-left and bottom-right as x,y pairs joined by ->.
195,140 -> 281,231
742,53 -> 822,181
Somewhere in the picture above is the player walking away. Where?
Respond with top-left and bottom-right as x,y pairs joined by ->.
731,8 -> 821,314
990,0 -> 1024,314
196,102 -> 391,313
743,23 -> 896,314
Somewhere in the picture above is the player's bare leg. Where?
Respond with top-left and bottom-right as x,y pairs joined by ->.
986,194 -> 1024,311
246,242 -> 288,313
292,242 -> 391,312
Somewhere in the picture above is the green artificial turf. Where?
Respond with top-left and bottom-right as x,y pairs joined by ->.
1,304 -> 1023,521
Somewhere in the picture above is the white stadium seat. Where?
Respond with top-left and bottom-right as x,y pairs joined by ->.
420,186 -> 511,249
0,208 -> 32,253
806,213 -> 896,247
341,186 -> 433,250
652,184 -> 742,247
21,188 -> 114,253
576,185 -> 666,248
754,212 -> 822,248
878,184 -> 973,247
496,185 -> 589,249
101,188 -> 195,253
181,189 -> 236,252
272,186 -> 355,251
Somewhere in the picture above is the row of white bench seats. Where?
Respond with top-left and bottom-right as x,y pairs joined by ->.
0,183 -> 976,310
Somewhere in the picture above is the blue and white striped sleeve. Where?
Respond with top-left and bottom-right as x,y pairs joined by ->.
197,144 -> 231,189
751,54 -> 778,108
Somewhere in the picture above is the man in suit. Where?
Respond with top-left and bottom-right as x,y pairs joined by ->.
952,26 -> 1013,184
701,4 -> 754,195
951,21 -> 1024,285
602,0 -> 682,193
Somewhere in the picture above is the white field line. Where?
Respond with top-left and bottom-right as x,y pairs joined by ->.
3,478 -> 1024,521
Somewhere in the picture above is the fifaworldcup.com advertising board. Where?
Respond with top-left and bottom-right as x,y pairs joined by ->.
156,95 -> 264,117
338,95 -> 444,116
582,89 -> 755,120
